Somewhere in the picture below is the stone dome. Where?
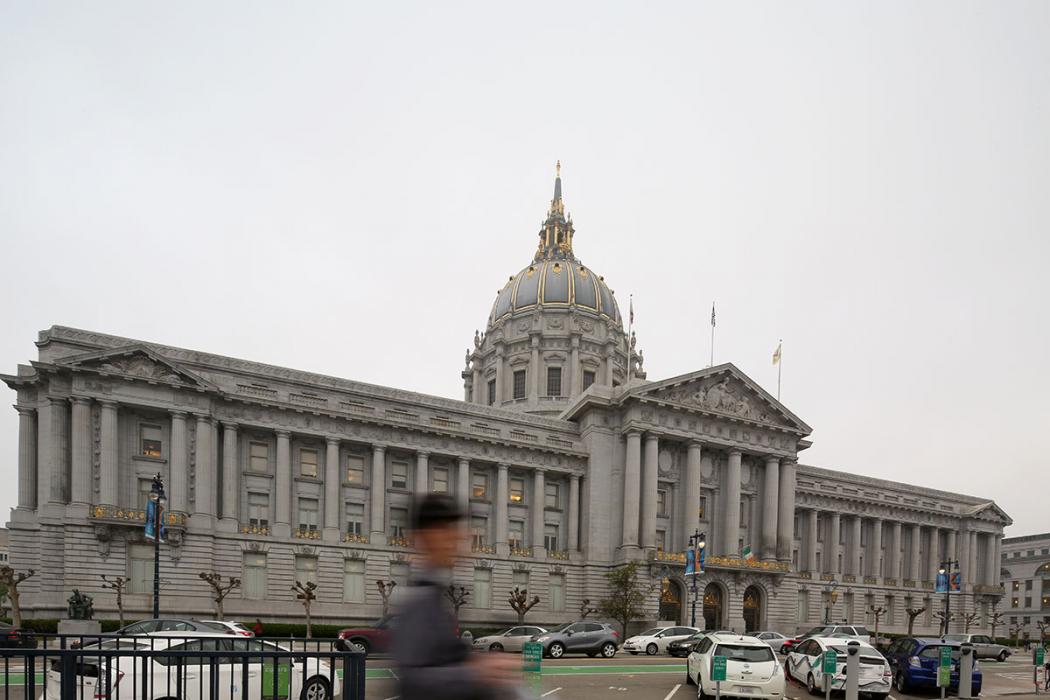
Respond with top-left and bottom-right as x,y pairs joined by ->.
488,259 -> 622,329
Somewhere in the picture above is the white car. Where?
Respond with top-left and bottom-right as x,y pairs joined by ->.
753,632 -> 790,653
624,626 -> 701,655
686,632 -> 785,699
199,620 -> 255,636
784,636 -> 891,699
472,625 -> 547,652
43,633 -> 339,700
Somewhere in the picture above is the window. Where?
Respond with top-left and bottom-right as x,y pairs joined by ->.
550,573 -> 565,612
391,461 -> 408,489
243,553 -> 267,599
249,442 -> 269,472
513,570 -> 529,589
545,483 -> 560,509
798,590 -> 809,622
698,495 -> 707,520
390,507 -> 408,539
128,544 -> 154,594
432,467 -> 449,494
656,530 -> 666,552
140,424 -> 162,457
544,524 -> 559,552
297,497 -> 319,532
510,477 -> 525,503
390,562 -> 410,588
137,478 -> 154,510
1026,580 -> 1033,591
657,489 -> 667,517
300,448 -> 318,478
513,370 -> 526,400
474,568 -> 492,608
487,379 -> 496,405
1013,581 -> 1021,591
546,367 -> 562,397
509,520 -> 525,549
294,555 -> 317,585
472,472 -> 488,499
345,502 -> 364,536
471,517 -> 488,548
582,371 -> 596,390
248,492 -> 269,530
344,559 -> 366,603
740,498 -> 749,528
346,455 -> 365,484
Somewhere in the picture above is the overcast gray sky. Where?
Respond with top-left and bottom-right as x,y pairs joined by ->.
1,1 -> 1047,536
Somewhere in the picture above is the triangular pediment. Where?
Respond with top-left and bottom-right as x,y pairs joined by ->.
52,344 -> 217,391
965,501 -> 1013,526
631,364 -> 812,435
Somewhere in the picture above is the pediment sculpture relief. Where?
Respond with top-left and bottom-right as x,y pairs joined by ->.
654,377 -> 777,424
96,354 -> 182,383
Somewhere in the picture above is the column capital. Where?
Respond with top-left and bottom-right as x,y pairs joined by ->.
98,398 -> 119,408
416,450 -> 430,459
569,472 -> 579,482
275,428 -> 291,438
70,396 -> 92,407
532,466 -> 547,474
623,429 -> 642,439
765,455 -> 780,466
688,439 -> 704,449
194,412 -> 213,423
728,448 -> 742,457
14,404 -> 36,416
458,456 -> 470,466
644,432 -> 660,443
222,421 -> 239,430
372,443 -> 387,453
497,462 -> 509,472
169,409 -> 188,419
325,435 -> 341,446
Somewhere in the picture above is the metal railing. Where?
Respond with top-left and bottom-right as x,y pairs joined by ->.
1,633 -> 365,700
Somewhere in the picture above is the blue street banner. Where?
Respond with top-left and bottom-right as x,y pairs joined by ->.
144,500 -> 167,543
685,548 -> 696,576
935,572 -> 948,593
949,571 -> 961,592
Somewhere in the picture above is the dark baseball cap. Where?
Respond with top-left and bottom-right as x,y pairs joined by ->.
413,494 -> 463,530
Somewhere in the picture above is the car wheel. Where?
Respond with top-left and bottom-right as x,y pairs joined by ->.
895,672 -> 909,694
600,642 -> 617,658
628,650 -> 638,655
348,638 -> 370,656
697,677 -> 710,700
998,650 -> 1008,662
783,660 -> 792,681
489,643 -> 504,652
807,673 -> 820,696
646,643 -> 659,656
548,642 -> 565,659
300,677 -> 331,700
685,668 -> 695,686
587,651 -> 596,658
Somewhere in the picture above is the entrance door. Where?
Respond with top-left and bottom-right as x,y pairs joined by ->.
659,578 -> 683,624
743,585 -> 763,632
703,583 -> 723,630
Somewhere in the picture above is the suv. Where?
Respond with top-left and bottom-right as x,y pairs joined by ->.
531,622 -> 619,659
943,634 -> 1011,662
883,637 -> 982,695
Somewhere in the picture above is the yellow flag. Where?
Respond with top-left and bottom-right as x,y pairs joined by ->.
772,342 -> 782,365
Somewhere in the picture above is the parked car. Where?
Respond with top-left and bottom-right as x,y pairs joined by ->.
199,620 -> 255,637
785,637 -> 891,698
943,634 -> 1011,662
623,626 -> 701,656
334,615 -> 398,656
43,633 -> 339,700
114,619 -> 227,635
686,632 -> 785,698
668,631 -> 733,658
530,622 -> 619,659
472,626 -> 547,652
0,621 -> 36,649
781,624 -> 872,654
883,637 -> 982,695
753,631 -> 790,653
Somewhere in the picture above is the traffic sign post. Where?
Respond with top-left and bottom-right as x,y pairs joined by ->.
823,649 -> 837,700
712,655 -> 727,700
937,645 -> 952,699
523,642 -> 543,698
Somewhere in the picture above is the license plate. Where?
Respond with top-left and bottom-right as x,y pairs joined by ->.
735,686 -> 758,694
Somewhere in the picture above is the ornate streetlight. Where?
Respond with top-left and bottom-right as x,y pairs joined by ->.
938,559 -> 959,636
688,530 -> 707,628
148,474 -> 167,619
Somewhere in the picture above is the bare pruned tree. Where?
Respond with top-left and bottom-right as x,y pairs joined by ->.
377,580 -> 397,616
905,607 -> 926,636
0,566 -> 36,628
292,581 -> 318,638
100,575 -> 130,627
962,611 -> 980,633
579,598 -> 599,619
933,610 -> 955,633
445,585 -> 470,621
198,572 -> 241,620
508,587 -> 540,624
868,606 -> 887,646
987,610 -> 1005,641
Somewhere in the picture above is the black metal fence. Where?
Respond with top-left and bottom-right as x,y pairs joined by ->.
0,634 -> 365,700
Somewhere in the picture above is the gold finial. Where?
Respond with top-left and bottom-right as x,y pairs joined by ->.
556,160 -> 561,177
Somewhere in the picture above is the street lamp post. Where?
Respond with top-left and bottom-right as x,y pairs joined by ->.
938,559 -> 958,636
149,474 -> 167,619
823,582 -> 839,624
688,530 -> 707,628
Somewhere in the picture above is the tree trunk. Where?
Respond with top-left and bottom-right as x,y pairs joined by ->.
117,590 -> 124,627
305,601 -> 312,639
517,611 -> 524,624
216,598 -> 224,621
9,586 -> 21,628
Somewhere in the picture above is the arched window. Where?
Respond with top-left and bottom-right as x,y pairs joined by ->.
1037,562 -> 1050,576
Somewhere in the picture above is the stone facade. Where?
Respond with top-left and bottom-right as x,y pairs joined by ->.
1,168 -> 1011,636
1001,532 -> 1050,641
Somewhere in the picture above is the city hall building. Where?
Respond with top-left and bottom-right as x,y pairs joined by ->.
3,168 -> 1011,635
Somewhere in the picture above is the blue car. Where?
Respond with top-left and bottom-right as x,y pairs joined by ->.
883,638 -> 982,696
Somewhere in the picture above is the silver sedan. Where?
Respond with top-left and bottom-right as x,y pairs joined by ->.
754,631 -> 790,652
472,625 -> 548,652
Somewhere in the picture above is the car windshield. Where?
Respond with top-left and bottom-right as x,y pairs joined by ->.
639,628 -> 664,636
715,644 -> 775,663
803,626 -> 833,637
830,645 -> 878,657
547,623 -> 574,633
853,627 -> 870,636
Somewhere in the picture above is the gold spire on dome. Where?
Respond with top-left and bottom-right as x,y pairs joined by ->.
536,161 -> 574,261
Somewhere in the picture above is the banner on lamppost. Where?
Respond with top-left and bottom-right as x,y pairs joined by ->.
144,499 -> 167,543
936,572 -> 948,593
685,548 -> 696,576
949,572 -> 961,592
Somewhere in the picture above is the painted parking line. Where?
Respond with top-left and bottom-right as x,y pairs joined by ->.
542,664 -> 683,675
540,687 -> 562,697
661,683 -> 682,700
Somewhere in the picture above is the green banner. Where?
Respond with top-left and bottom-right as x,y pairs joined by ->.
262,660 -> 291,699
712,655 -> 727,682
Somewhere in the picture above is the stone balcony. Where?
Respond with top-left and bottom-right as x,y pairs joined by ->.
293,527 -> 321,540
89,504 -> 188,529
388,536 -> 413,548
343,532 -> 368,544
240,523 -> 270,536
510,546 -> 534,558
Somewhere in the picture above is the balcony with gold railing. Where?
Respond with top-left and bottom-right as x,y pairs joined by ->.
705,555 -> 791,573
548,550 -> 570,561
510,546 -> 534,558
884,578 -> 898,587
90,504 -> 188,529
843,574 -> 857,584
343,532 -> 368,544
240,523 -> 270,536
798,571 -> 813,580
471,544 -> 496,555
653,550 -> 687,564
820,573 -> 837,582
388,536 -> 413,548
293,527 -> 321,540
903,579 -> 916,588
863,576 -> 878,585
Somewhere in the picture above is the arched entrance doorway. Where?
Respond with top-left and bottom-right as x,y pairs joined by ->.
659,578 -> 683,623
743,585 -> 763,632
703,583 -> 724,630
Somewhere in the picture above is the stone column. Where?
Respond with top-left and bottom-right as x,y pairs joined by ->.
496,464 -> 509,554
724,450 -> 742,556
946,529 -> 957,569
472,367 -> 482,406
827,512 -> 840,574
622,431 -> 642,549
641,433 -> 659,551
371,446 -> 387,543
457,458 -> 470,512
682,442 -> 702,549
806,509 -> 819,573
415,451 -> 429,494
529,335 -> 540,402
569,335 -> 581,395
190,415 -> 213,518
958,525 -> 972,586
849,515 -> 862,576
909,524 -> 922,582
984,533 -> 997,588
777,459 -> 797,562
994,535 -> 1003,588
889,521 -> 902,580
168,411 -> 188,513
870,518 -> 883,579
761,456 -> 780,560
324,437 -> 340,541
99,400 -> 119,507
70,397 -> 93,505
220,422 -> 239,526
927,528 -> 941,582
16,406 -> 37,509
274,430 -> 291,534
603,343 -> 615,386
494,345 -> 505,404
568,473 -> 581,552
39,397 -> 70,505
532,468 -> 546,556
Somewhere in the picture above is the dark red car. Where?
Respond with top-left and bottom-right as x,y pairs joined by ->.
334,615 -> 398,656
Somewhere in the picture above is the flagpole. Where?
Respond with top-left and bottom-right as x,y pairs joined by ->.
709,301 -> 715,367
627,294 -> 634,385
777,339 -> 782,401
